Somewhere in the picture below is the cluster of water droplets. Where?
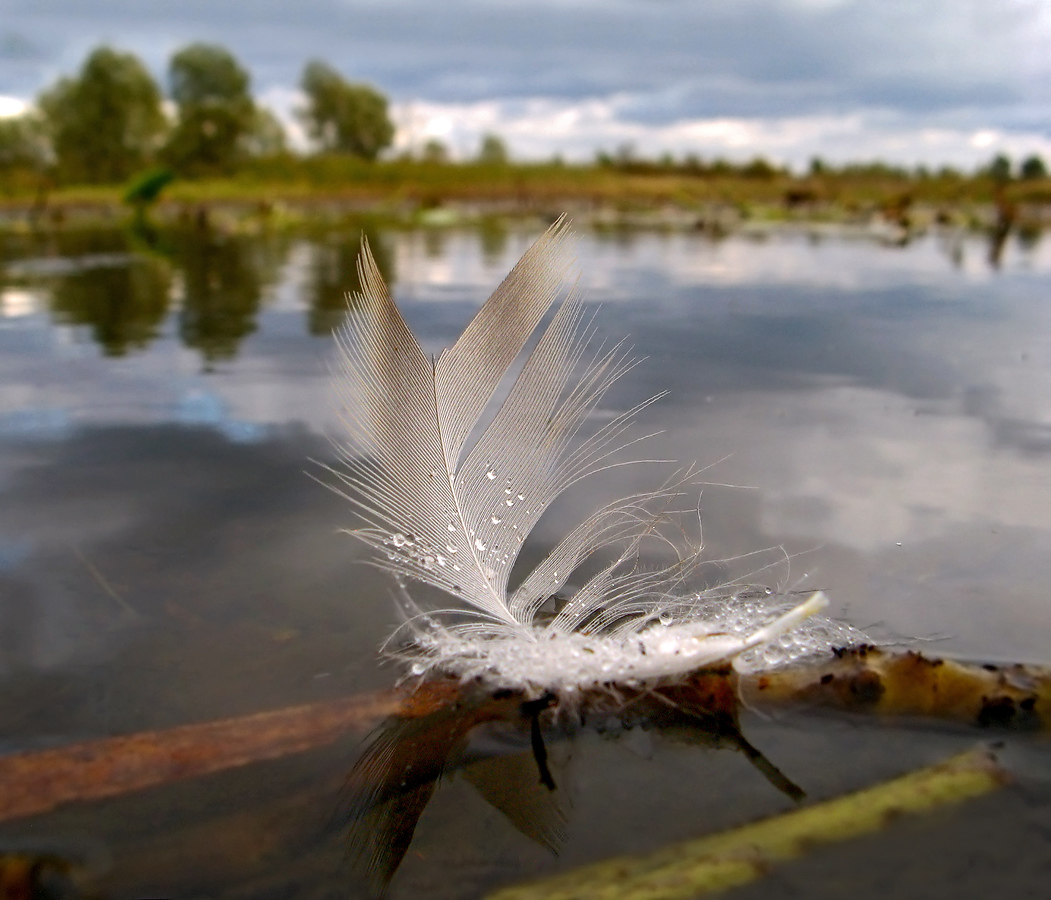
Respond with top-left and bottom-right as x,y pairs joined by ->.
379,464 -> 536,590
404,627 -> 665,692
667,590 -> 868,674
467,467 -> 531,574
383,531 -> 455,574
390,587 -> 866,692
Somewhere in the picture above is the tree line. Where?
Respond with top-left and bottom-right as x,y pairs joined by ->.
0,44 -> 395,184
0,42 -> 1046,193
595,146 -> 1047,184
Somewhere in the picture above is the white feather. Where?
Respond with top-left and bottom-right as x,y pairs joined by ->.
326,217 -> 864,692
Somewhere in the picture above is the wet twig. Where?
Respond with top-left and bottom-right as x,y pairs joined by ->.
487,746 -> 1010,900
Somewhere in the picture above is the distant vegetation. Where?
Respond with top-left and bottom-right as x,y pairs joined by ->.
37,46 -> 166,184
0,41 -> 1048,227
0,42 -> 395,189
299,60 -> 393,161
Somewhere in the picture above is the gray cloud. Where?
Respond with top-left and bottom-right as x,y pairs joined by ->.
1,0 -> 1046,117
1,0 -> 1048,164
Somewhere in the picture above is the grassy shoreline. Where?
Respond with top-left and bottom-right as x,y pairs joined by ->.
2,160 -> 1049,237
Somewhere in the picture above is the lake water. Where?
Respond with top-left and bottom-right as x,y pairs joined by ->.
1,217 -> 1049,897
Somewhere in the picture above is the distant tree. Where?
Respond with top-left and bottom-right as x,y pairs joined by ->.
0,112 -> 50,175
242,107 -> 288,157
808,156 -> 827,176
477,133 -> 508,165
422,138 -> 449,163
986,153 -> 1012,184
1020,154 -> 1047,180
37,47 -> 166,183
841,160 -> 908,179
741,156 -> 778,179
614,142 -> 636,166
164,43 -> 255,174
709,158 -> 734,176
299,61 -> 394,160
682,153 -> 704,174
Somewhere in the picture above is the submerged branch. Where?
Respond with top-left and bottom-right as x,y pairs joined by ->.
741,645 -> 1051,730
0,683 -> 458,823
0,649 -> 1046,825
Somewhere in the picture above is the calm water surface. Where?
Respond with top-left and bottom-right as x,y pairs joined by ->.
1,220 -> 1049,897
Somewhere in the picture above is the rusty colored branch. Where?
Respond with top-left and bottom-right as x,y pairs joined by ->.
0,680 -> 461,824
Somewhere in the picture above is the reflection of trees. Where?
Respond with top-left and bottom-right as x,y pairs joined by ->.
31,223 -> 291,363
45,227 -> 129,259
305,228 -> 393,336
478,218 -> 508,265
422,228 -> 446,260
50,257 -> 171,356
1016,223 -> 1043,254
171,227 -> 287,365
39,228 -> 169,357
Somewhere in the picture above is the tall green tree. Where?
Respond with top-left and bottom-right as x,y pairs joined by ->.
37,47 -> 166,184
164,43 -> 256,174
299,60 -> 394,160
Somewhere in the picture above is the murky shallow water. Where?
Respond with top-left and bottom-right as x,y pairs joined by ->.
1,219 -> 1049,897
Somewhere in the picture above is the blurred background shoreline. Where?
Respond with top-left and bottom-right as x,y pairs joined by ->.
0,28 -> 1047,239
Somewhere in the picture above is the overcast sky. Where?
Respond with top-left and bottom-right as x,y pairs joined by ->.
1,0 -> 1049,169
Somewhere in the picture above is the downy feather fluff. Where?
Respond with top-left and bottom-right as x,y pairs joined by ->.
327,217 -> 864,694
